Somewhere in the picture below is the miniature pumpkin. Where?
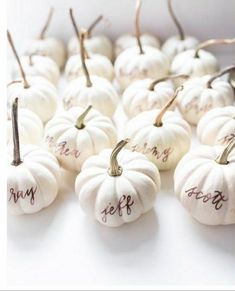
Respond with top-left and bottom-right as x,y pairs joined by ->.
171,38 -> 235,83
62,25 -> 118,118
125,86 -> 191,170
68,14 -> 113,60
122,74 -> 188,118
7,107 -> 43,145
22,8 -> 66,70
44,105 -> 117,172
197,106 -> 235,146
114,0 -> 169,91
8,98 -> 61,215
177,66 -> 235,125
12,54 -> 60,85
174,138 -> 235,225
7,31 -> 58,123
162,0 -> 199,61
65,9 -> 114,82
75,139 -> 161,227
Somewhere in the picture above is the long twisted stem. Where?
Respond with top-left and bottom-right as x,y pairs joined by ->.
11,98 -> 22,166
87,15 -> 103,37
39,7 -> 54,39
108,139 -> 129,176
215,138 -> 235,165
207,65 -> 235,88
167,0 -> 185,40
148,74 -> 189,91
135,0 -> 144,54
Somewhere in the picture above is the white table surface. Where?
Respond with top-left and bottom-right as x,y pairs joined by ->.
7,54 -> 235,289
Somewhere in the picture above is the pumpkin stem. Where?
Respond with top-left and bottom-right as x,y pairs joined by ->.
39,7 -> 54,39
154,85 -> 183,127
215,138 -> 235,165
148,74 -> 189,91
108,139 -> 130,177
207,65 -> 235,88
87,15 -> 103,38
75,105 -> 92,129
194,38 -> 235,58
167,0 -> 185,40
135,0 -> 144,55
7,30 -> 30,89
11,98 -> 22,166
28,54 -> 33,66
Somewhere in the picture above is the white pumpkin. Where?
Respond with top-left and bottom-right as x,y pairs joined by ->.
7,108 -> 43,145
44,106 -> 117,172
161,0 -> 198,61
177,75 -> 235,125
115,33 -> 160,57
8,99 -> 61,215
125,87 -> 191,170
174,138 -> 235,225
8,76 -> 58,123
68,35 -> 113,61
197,106 -> 235,146
22,8 -> 66,69
12,55 -> 60,85
75,139 -> 161,227
65,53 -> 114,82
122,74 -> 188,118
114,1 -> 169,91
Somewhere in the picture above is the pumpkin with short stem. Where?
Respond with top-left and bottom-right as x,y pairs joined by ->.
75,139 -> 161,227
174,138 -> 235,225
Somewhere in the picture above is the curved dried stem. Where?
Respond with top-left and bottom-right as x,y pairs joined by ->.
154,86 -> 183,127
39,7 -> 54,39
207,65 -> 235,88
87,15 -> 103,37
167,0 -> 185,40
75,105 -> 92,129
11,98 -> 22,166
148,74 -> 189,91
135,0 -> 144,54
194,38 -> 235,58
80,29 -> 92,87
108,139 -> 130,176
215,138 -> 235,165
7,30 -> 30,89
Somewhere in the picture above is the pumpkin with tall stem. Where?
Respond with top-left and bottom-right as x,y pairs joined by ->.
7,30 -> 58,123
114,0 -> 169,91
125,86 -> 191,170
44,105 -> 117,172
62,12 -> 118,118
8,98 -> 61,215
122,74 -> 189,118
174,138 -> 235,225
23,7 -> 66,70
68,14 -> 113,60
65,9 -> 114,82
162,0 -> 199,61
171,38 -> 235,81
177,65 -> 235,125
75,139 -> 161,227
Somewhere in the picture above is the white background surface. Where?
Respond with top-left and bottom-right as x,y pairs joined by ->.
7,0 -> 235,289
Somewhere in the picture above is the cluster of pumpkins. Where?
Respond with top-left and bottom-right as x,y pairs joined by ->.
7,0 -> 235,227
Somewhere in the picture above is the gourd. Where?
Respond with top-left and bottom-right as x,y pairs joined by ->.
7,107 -> 43,145
44,105 -> 117,172
114,0 -> 169,91
62,21 -> 118,118
171,38 -> 235,82
8,98 -> 61,215
174,138 -> 235,225
125,86 -> 191,170
197,106 -> 235,146
68,14 -> 113,61
7,31 -> 58,123
122,74 -> 189,118
12,54 -> 60,85
162,0 -> 199,61
177,65 -> 235,125
65,9 -> 114,82
22,8 -> 66,70
75,139 -> 161,227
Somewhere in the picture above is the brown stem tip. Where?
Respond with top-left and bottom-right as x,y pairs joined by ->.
39,7 -> 54,39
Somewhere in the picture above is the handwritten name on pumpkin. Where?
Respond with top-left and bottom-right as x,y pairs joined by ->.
185,186 -> 228,210
184,97 -> 212,114
131,143 -> 173,162
101,195 -> 134,223
45,136 -> 81,158
9,186 -> 37,205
